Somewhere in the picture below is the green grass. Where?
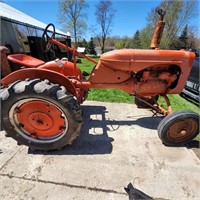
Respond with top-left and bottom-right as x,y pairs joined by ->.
77,58 -> 133,103
77,57 -> 98,73
87,88 -> 133,103
158,94 -> 200,115
196,134 -> 200,141
77,58 -> 200,112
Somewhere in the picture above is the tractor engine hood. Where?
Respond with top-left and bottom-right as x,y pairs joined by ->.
100,49 -> 195,72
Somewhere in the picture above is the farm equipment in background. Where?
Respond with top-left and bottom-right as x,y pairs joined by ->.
0,8 -> 199,151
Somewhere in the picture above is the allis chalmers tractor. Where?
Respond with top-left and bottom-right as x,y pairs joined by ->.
0,9 -> 199,151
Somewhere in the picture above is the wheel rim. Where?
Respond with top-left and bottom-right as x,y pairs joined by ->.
9,98 -> 68,144
167,118 -> 198,143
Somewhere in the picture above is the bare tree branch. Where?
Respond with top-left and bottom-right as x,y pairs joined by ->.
93,0 -> 115,53
58,0 -> 88,45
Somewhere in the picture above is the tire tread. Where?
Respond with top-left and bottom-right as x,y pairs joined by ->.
1,79 -> 83,151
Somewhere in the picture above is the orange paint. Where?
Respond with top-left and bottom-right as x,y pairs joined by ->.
1,30 -> 195,114
17,100 -> 65,138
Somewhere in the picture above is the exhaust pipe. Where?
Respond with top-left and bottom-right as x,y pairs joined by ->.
150,7 -> 166,49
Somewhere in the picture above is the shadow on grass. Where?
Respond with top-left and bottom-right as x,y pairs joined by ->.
29,105 -> 163,155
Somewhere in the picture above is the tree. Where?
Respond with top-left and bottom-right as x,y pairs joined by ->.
58,0 -> 88,46
170,25 -> 189,49
88,38 -> 96,55
139,24 -> 153,49
94,0 -> 115,53
115,36 -> 133,49
140,0 -> 198,49
133,30 -> 142,49
187,30 -> 199,49
178,25 -> 189,49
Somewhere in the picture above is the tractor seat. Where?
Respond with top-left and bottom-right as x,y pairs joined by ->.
7,54 -> 45,68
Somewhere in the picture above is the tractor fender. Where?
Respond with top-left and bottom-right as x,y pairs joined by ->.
0,68 -> 77,97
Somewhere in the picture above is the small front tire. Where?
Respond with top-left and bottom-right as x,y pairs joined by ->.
158,110 -> 199,146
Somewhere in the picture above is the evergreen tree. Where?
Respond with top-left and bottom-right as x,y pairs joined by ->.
178,25 -> 188,49
88,38 -> 96,55
82,39 -> 88,48
77,40 -> 83,47
170,25 -> 189,50
133,30 -> 142,49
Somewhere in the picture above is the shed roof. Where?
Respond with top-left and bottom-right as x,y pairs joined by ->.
0,2 -> 68,36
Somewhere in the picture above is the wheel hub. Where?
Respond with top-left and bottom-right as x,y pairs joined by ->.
180,129 -> 187,136
16,100 -> 65,138
28,112 -> 53,131
168,119 -> 197,141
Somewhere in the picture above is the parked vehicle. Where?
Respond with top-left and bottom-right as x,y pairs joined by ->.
0,9 -> 199,151
181,49 -> 200,103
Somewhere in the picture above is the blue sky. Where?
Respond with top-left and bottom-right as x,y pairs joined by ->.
3,0 -> 161,40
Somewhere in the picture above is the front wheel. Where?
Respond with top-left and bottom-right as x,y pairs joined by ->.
158,110 -> 199,146
0,79 -> 83,151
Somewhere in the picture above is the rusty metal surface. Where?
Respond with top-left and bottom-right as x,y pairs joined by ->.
0,46 -> 11,77
150,7 -> 166,49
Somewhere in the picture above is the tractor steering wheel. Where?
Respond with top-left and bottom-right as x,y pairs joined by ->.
41,23 -> 56,52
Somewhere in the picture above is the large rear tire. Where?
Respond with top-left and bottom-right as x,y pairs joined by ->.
0,79 -> 83,151
158,110 -> 199,146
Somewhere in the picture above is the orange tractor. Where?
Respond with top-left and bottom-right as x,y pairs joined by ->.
0,9 -> 199,151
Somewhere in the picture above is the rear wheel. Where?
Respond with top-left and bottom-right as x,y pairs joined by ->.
158,110 -> 199,146
0,79 -> 83,151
